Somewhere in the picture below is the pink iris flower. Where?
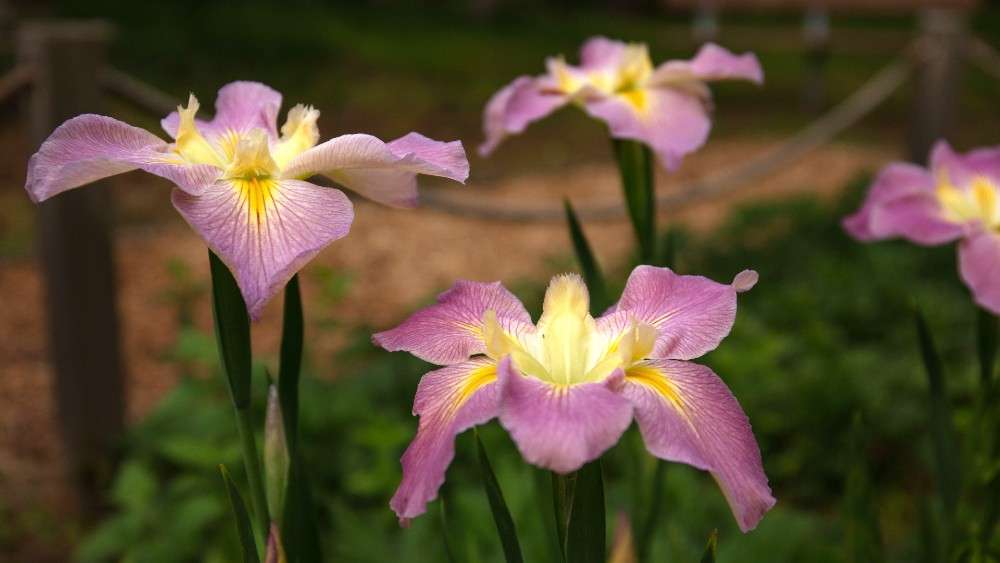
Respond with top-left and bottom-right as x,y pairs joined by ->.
479,37 -> 763,169
374,265 -> 775,532
844,141 -> 1000,314
25,81 -> 469,318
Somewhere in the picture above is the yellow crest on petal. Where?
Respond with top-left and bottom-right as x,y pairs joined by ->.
174,94 -> 224,167
272,104 -> 321,169
936,168 -> 1000,228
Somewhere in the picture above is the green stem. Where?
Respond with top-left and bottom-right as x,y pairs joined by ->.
552,461 -> 606,563
612,139 -> 656,263
551,471 -> 574,560
235,404 -> 270,549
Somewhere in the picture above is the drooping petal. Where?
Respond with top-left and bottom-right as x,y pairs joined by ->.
603,265 -> 749,361
479,76 -> 568,157
959,230 -> 1000,315
391,358 -> 500,521
582,88 -> 710,170
497,358 -> 633,473
162,81 -> 282,140
842,162 -> 964,245
688,43 -> 764,84
26,114 -> 219,203
373,280 -> 532,365
621,360 -> 774,532
172,178 -> 353,319
281,133 -> 468,207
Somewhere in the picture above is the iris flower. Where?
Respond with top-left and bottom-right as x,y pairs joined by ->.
844,141 -> 1000,314
374,265 -> 775,531
26,81 -> 469,318
479,37 -> 763,169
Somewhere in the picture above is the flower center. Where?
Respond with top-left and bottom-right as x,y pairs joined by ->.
484,274 -> 655,386
936,169 -> 1000,229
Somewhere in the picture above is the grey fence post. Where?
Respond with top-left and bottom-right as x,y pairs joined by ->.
17,20 -> 125,519
908,8 -> 966,164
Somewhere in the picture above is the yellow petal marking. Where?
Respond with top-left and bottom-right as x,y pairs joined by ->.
625,364 -> 686,413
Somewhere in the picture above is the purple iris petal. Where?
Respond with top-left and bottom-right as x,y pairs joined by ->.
479,76 -> 567,157
959,230 -> 1000,315
161,81 -> 282,139
620,359 -> 775,532
283,133 -> 467,208
497,358 -> 633,474
172,179 -> 353,319
373,280 -> 532,365
604,265 -> 747,360
390,358 -> 500,522
25,114 -> 218,202
688,43 -> 764,84
582,88 -> 710,170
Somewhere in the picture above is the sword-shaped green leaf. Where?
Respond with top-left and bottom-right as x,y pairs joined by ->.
564,199 -> 609,314
220,465 -> 261,563
475,430 -> 524,563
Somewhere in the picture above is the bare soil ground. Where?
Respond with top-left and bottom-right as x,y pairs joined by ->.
0,134 -> 897,558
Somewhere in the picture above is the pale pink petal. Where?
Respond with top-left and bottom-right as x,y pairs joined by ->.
688,43 -> 764,84
579,36 -> 629,70
964,145 -> 1000,180
373,281 -> 532,365
172,179 -> 353,319
281,133 -> 468,208
391,358 -> 500,521
583,88 -> 710,170
497,358 -> 633,474
622,360 -> 774,532
842,162 -> 963,245
959,230 -> 1000,315
479,76 -> 567,157
929,140 -> 977,187
162,81 -> 282,140
26,114 -> 218,202
603,265 -> 746,360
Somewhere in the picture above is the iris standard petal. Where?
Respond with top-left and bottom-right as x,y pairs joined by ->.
606,265 -> 748,361
172,178 -> 353,319
842,162 -> 964,244
391,358 -> 500,521
281,133 -> 468,207
964,145 -> 1000,180
373,280 -> 533,365
621,359 -> 774,532
161,81 -> 283,140
479,76 -> 567,157
959,230 -> 1000,314
26,114 -> 219,203
497,358 -> 633,474
582,88 -> 710,170
688,43 -> 764,84
578,36 -> 630,70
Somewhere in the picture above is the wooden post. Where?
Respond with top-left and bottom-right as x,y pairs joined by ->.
908,8 -> 966,164
17,20 -> 124,519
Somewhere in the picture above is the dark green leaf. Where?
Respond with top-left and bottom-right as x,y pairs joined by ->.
209,251 -> 252,409
612,139 -> 655,263
475,430 -> 524,563
282,458 -> 323,563
977,307 -> 997,391
636,460 -> 666,563
439,494 -> 458,563
563,199 -> 610,314
699,530 -> 718,563
279,275 -> 303,451
914,309 -> 962,524
553,460 -> 606,563
842,413 -> 883,563
220,465 -> 261,563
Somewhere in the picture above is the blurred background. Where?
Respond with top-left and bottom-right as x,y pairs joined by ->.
1,0 -> 999,561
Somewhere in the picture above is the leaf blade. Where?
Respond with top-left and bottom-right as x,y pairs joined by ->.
475,430 -> 524,563
220,465 -> 261,563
